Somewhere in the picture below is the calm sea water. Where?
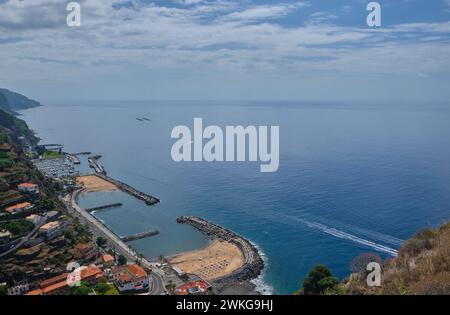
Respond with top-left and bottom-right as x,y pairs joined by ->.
20,101 -> 450,294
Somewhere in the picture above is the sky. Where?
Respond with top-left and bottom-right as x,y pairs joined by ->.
0,0 -> 450,102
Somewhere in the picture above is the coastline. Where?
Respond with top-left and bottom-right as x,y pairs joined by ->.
18,108 -> 271,294
176,216 -> 266,293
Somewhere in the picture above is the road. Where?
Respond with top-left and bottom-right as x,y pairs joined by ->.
149,272 -> 165,295
63,190 -> 166,294
0,215 -> 47,259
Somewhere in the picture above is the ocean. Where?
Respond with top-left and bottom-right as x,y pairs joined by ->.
19,101 -> 450,294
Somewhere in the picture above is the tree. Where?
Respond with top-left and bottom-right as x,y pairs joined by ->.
118,254 -> 127,266
36,196 -> 53,211
165,280 -> 176,294
0,284 -> 7,295
300,264 -> 339,295
71,281 -> 91,295
95,280 -> 109,295
96,237 -> 107,247
64,230 -> 75,241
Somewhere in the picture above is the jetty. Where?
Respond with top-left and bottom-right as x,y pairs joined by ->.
176,216 -> 264,283
70,152 -> 91,155
85,203 -> 122,213
88,155 -> 106,175
97,174 -> 160,205
66,154 -> 80,164
121,230 -> 159,242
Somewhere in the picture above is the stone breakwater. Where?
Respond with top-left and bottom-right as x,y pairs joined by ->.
176,216 -> 264,283
97,174 -> 160,205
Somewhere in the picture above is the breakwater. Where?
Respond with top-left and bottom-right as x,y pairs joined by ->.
121,230 -> 160,242
176,216 -> 264,283
88,155 -> 106,175
85,203 -> 123,213
97,174 -> 160,205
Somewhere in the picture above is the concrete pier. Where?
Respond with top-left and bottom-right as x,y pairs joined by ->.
121,230 -> 159,242
66,154 -> 80,164
88,155 -> 106,175
85,203 -> 123,213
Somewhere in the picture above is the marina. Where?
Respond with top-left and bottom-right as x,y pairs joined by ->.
33,156 -> 80,179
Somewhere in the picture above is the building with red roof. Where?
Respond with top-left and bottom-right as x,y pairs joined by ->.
25,265 -> 104,295
175,280 -> 211,295
113,264 -> 149,293
4,202 -> 33,214
17,183 -> 39,194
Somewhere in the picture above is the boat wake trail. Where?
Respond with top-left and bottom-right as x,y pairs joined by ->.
282,214 -> 399,256
254,209 -> 400,256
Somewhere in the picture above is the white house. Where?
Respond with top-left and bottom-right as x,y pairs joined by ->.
113,264 -> 149,292
17,183 -> 39,194
39,221 -> 61,238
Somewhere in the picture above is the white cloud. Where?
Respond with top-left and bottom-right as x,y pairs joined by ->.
220,2 -> 307,22
0,0 -> 449,100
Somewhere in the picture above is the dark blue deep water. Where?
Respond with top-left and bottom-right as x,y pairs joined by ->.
20,101 -> 450,294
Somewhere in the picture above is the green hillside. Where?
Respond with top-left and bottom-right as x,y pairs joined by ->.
0,88 -> 41,113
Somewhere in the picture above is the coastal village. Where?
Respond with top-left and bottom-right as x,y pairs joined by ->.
0,108 -> 264,296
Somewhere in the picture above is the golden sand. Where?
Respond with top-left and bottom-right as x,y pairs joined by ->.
76,175 -> 118,192
169,240 -> 244,281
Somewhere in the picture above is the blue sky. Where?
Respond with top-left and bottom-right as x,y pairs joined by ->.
0,0 -> 450,102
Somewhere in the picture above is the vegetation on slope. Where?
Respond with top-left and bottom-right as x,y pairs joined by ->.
0,88 -> 40,114
344,222 -> 450,295
297,222 -> 450,295
0,109 -> 38,145
295,264 -> 342,295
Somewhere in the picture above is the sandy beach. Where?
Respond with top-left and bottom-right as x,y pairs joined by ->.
169,239 -> 244,281
76,174 -> 118,192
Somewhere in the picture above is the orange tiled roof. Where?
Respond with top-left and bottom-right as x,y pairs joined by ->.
40,273 -> 68,288
80,266 -> 102,279
37,266 -> 102,294
18,183 -> 38,188
26,289 -> 43,295
75,243 -> 90,251
175,281 -> 210,295
42,280 -> 68,294
5,202 -> 31,212
102,254 -> 114,263
119,273 -> 132,282
126,264 -> 147,278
